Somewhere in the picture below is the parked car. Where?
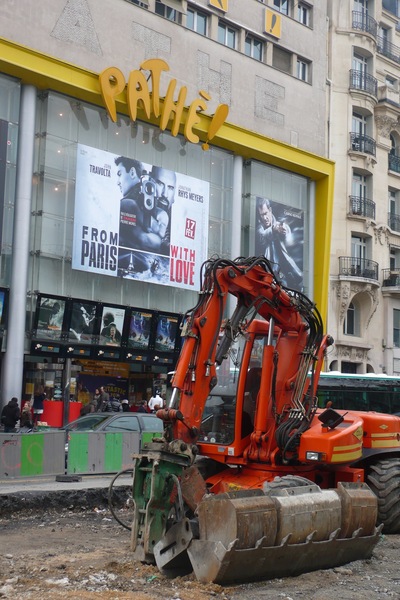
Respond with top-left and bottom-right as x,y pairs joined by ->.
61,412 -> 164,453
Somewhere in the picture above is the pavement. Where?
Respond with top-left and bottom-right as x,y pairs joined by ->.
0,472 -> 134,515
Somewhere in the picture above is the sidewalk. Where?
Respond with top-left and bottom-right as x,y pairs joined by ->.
0,472 -> 133,515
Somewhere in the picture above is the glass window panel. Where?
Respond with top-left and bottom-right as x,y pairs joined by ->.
242,160 -> 309,293
0,74 -> 20,123
42,135 -> 77,180
197,13 -> 207,35
187,9 -> 194,29
45,95 -> 79,140
6,123 -> 19,165
208,219 -> 231,257
218,23 -> 226,44
227,28 -> 236,48
254,39 -> 263,61
394,309 -> 400,347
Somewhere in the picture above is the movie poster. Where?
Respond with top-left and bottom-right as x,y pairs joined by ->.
254,197 -> 304,291
72,144 -> 210,291
154,314 -> 179,353
99,306 -> 126,347
36,296 -> 66,340
128,309 -> 153,350
68,300 -> 97,344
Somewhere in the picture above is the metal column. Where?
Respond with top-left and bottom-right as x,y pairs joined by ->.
228,155 -> 243,316
1,85 -> 36,409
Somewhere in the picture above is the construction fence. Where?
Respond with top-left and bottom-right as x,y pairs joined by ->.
0,430 -> 157,478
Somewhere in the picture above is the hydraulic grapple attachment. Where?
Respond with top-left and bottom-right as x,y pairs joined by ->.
130,450 -> 381,584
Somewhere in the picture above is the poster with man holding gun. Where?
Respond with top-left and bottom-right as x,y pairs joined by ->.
72,144 -> 209,291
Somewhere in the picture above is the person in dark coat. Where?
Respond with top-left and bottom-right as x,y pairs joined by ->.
33,385 -> 46,427
1,397 -> 20,433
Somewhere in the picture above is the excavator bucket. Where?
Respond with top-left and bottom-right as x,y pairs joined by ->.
186,482 -> 381,584
130,448 -> 381,584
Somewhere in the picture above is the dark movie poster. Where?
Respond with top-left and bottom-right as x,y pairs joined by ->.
68,301 -> 97,344
99,305 -> 125,347
36,296 -> 66,340
154,314 -> 179,353
128,309 -> 153,350
255,197 -> 304,291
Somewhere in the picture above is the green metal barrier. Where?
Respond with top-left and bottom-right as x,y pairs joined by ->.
67,430 -> 161,474
0,431 -> 65,478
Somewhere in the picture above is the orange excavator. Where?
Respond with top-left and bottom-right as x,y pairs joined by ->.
122,256 -> 400,584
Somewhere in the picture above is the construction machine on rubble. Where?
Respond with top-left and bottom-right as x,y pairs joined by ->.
112,256 -> 400,584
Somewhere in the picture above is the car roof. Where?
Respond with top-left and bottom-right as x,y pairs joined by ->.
62,412 -> 160,430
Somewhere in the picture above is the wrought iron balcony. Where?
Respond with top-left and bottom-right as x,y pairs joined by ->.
349,70 -> 378,97
382,268 -> 400,287
349,195 -> 375,219
389,153 -> 400,173
388,212 -> 400,233
352,11 -> 377,37
377,35 -> 400,64
349,132 -> 376,156
339,257 -> 378,280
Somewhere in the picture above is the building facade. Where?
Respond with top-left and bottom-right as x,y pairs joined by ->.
0,0 -> 333,412
327,0 -> 400,375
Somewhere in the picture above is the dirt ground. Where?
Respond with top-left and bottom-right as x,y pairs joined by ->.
1,504 -> 400,600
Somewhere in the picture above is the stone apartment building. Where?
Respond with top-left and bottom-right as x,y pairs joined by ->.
327,0 -> 400,375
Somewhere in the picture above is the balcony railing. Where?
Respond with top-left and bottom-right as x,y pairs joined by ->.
349,132 -> 376,156
382,268 -> 400,287
349,195 -> 376,219
389,153 -> 400,173
377,35 -> 400,64
349,70 -> 378,97
352,10 -> 377,37
388,212 -> 400,233
339,257 -> 379,280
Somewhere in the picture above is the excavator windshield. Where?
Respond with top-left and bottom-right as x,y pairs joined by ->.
198,336 -> 264,445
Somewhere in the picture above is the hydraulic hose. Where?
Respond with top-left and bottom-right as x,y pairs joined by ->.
108,467 -> 134,531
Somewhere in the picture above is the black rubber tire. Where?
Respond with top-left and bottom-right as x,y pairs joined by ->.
263,474 -> 314,494
367,458 -> 400,534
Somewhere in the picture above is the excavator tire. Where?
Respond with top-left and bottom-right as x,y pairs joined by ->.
367,458 -> 400,534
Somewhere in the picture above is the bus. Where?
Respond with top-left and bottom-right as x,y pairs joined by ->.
316,372 -> 400,414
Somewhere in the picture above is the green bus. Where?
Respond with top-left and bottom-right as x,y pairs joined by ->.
316,372 -> 400,414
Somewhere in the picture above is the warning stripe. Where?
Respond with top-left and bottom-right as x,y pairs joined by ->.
331,442 -> 362,463
371,440 -> 400,449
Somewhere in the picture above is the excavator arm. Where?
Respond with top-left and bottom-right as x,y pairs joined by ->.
162,256 -> 329,458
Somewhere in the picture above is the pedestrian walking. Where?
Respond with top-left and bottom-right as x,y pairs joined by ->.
111,396 -> 122,412
121,399 -> 130,412
148,390 -> 164,413
98,386 -> 110,412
